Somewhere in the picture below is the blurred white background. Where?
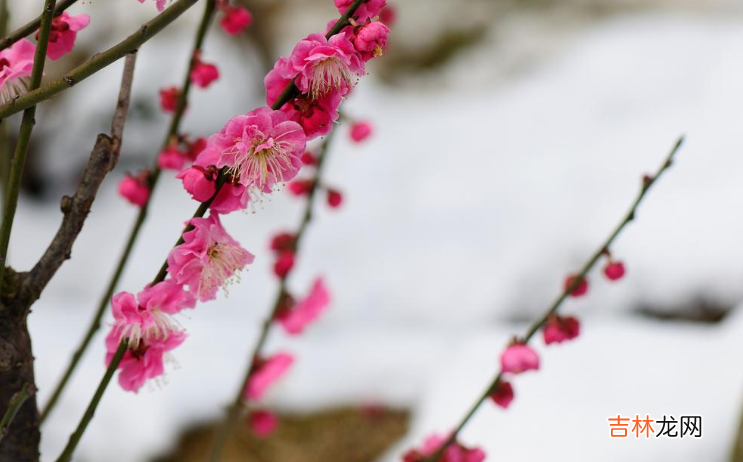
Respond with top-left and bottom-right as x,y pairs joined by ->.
4,0 -> 743,460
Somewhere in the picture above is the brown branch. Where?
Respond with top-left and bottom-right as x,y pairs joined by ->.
25,52 -> 137,302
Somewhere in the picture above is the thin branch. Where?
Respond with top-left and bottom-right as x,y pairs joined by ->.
0,0 -> 200,121
39,0 -> 217,424
0,383 -> 33,446
423,136 -> 685,462
208,130 -> 336,462
0,0 -> 57,302
0,0 -> 78,52
25,52 -> 137,306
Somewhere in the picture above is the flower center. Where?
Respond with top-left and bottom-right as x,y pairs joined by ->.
121,309 -> 179,349
225,132 -> 296,190
310,57 -> 351,99
199,242 -> 247,298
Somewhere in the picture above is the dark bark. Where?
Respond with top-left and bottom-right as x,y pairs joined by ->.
0,269 -> 39,462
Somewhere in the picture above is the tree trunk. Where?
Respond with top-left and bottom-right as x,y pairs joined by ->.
0,269 -> 40,462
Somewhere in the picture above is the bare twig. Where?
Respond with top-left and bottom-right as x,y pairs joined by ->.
26,53 -> 137,303
423,137 -> 685,462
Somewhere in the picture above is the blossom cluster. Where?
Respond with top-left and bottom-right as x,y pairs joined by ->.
106,0 -> 390,396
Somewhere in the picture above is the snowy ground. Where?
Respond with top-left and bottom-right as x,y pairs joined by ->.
4,1 -> 743,461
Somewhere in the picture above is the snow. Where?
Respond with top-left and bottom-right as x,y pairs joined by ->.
4,4 -> 743,462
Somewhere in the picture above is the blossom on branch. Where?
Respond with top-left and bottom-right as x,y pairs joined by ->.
334,0 -> 387,23
244,353 -> 294,401
159,86 -> 181,113
104,281 -> 195,392
202,107 -> 306,193
167,213 -> 255,301
219,3 -> 253,36
0,39 -> 35,105
350,120 -> 373,143
190,55 -> 220,88
403,434 -> 486,462
41,12 -> 90,61
543,315 -> 581,345
277,278 -> 331,335
118,171 -> 150,207
500,343 -> 540,374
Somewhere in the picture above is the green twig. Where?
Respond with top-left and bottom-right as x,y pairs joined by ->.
0,0 -> 57,302
0,383 -> 32,446
53,340 -> 127,462
40,0 -> 218,424
423,137 -> 684,462
0,0 -> 200,121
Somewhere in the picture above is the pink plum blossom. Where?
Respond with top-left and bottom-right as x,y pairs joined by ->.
210,182 -> 251,213
542,315 -> 580,345
158,146 -> 187,170
301,151 -> 316,166
288,179 -> 313,196
604,260 -> 626,281
283,92 -> 342,140
177,166 -> 217,202
278,278 -> 330,335
109,282 -> 195,349
0,39 -> 35,105
270,232 -> 296,253
353,22 -> 390,61
490,380 -> 514,409
186,137 -> 207,160
379,6 -> 397,26
500,343 -> 540,374
160,86 -> 180,113
244,353 -> 294,401
190,60 -> 220,88
205,107 -> 306,193
219,4 -> 252,36
137,0 -> 169,12
334,0 -> 387,23
249,410 -> 278,438
350,120 -> 373,143
403,434 -> 486,462
326,188 -> 343,208
564,274 -> 588,297
42,12 -> 90,61
289,33 -> 364,100
118,172 -> 150,207
105,326 -> 185,392
184,149 -> 251,213
273,251 -> 295,279
167,213 -> 255,301
265,57 -> 343,140
104,282 -> 194,392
